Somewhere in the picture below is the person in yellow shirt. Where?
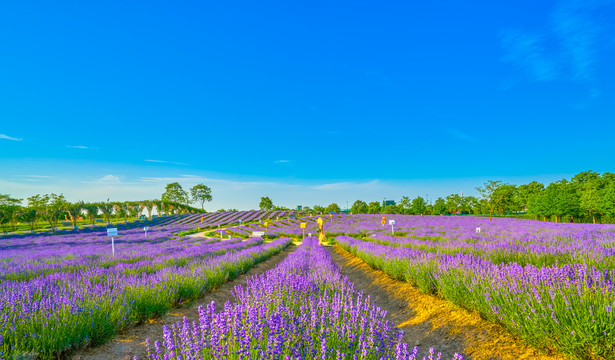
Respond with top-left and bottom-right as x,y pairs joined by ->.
381,215 -> 386,226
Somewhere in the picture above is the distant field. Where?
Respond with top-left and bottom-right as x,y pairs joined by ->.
2,213 -> 614,359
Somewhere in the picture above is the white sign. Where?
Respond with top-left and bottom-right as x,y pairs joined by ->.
251,231 -> 265,237
107,228 -> 118,237
389,220 -> 395,225
475,227 -> 481,233
144,226 -> 149,231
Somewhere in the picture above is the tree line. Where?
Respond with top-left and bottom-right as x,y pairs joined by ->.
0,182 -> 211,234
303,170 -> 615,223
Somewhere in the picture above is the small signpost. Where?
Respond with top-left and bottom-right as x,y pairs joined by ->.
144,226 -> 149,237
476,227 -> 481,234
389,220 -> 396,235
264,221 -> 269,230
251,231 -> 265,238
107,228 -> 118,256
300,222 -> 307,238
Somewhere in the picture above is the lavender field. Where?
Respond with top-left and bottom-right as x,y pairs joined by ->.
2,213 -> 614,359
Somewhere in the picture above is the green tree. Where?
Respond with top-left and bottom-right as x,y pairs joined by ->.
367,201 -> 381,214
553,180 -> 580,222
161,182 -> 189,205
580,179 -> 602,223
410,196 -> 427,215
191,184 -> 212,210
0,194 -> 22,233
84,203 -> 100,226
326,203 -> 340,213
476,181 -> 516,220
399,196 -> 412,214
99,199 -> 115,224
382,204 -> 400,214
431,198 -> 447,215
313,205 -> 325,213
259,196 -> 274,211
350,200 -> 368,214
602,182 -> 615,217
515,181 -> 544,212
66,201 -> 85,229
39,194 -> 67,234
19,207 -> 38,233
445,193 -> 462,214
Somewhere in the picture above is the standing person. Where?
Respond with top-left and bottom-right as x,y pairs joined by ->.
317,217 -> 324,244
381,215 -> 386,226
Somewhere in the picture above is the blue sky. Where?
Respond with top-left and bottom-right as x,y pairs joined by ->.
1,0 -> 614,209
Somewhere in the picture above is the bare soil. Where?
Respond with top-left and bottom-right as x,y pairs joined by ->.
327,245 -> 563,360
70,244 -> 297,360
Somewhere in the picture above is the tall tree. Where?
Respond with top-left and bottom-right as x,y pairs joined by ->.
476,181 -> 516,220
161,182 -> 189,205
190,184 -> 212,210
431,198 -> 447,215
515,181 -> 544,212
580,179 -> 602,223
84,203 -> 100,226
259,197 -> 274,211
39,193 -> 67,234
326,203 -> 340,213
410,196 -> 427,215
399,196 -> 412,214
602,182 -> 615,217
66,201 -> 85,229
99,199 -> 115,224
0,194 -> 22,233
350,200 -> 368,214
367,201 -> 381,214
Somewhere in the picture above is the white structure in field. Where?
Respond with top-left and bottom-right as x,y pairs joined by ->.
476,227 -> 481,233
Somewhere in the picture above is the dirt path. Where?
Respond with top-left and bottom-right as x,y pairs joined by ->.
71,244 -> 297,360
327,245 -> 563,360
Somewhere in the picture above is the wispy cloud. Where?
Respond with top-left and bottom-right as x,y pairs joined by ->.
67,145 -> 97,150
12,175 -> 53,182
446,128 -> 475,142
0,134 -> 23,141
500,29 -> 557,81
144,159 -> 189,166
500,0 -> 614,89
98,174 -> 121,183
312,180 -> 380,191
274,160 -> 291,164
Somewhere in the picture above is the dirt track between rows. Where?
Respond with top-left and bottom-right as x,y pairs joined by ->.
71,244 -> 297,360
327,245 -> 563,360
71,242 -> 563,360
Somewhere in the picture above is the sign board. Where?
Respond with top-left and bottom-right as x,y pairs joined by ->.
107,228 -> 118,237
264,222 -> 269,227
251,231 -> 265,237
476,227 -> 481,233
143,226 -> 149,231
389,220 -> 395,225
300,223 -> 307,229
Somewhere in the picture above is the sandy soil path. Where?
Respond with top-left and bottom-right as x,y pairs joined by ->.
71,244 -> 297,360
327,245 -> 563,360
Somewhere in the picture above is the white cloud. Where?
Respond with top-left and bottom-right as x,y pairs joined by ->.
0,134 -> 23,141
98,175 -> 121,183
144,159 -> 189,166
274,160 -> 291,163
67,145 -> 96,149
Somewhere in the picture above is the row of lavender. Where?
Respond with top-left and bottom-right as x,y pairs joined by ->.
0,229 -> 292,359
335,215 -> 615,359
142,237 -> 463,360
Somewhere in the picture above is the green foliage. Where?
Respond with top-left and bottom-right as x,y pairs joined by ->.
431,197 -> 447,215
161,182 -> 189,205
259,196 -> 274,211
350,200 -> 368,214
326,203 -> 340,213
367,201 -> 381,214
190,183 -> 212,210
410,196 -> 427,215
